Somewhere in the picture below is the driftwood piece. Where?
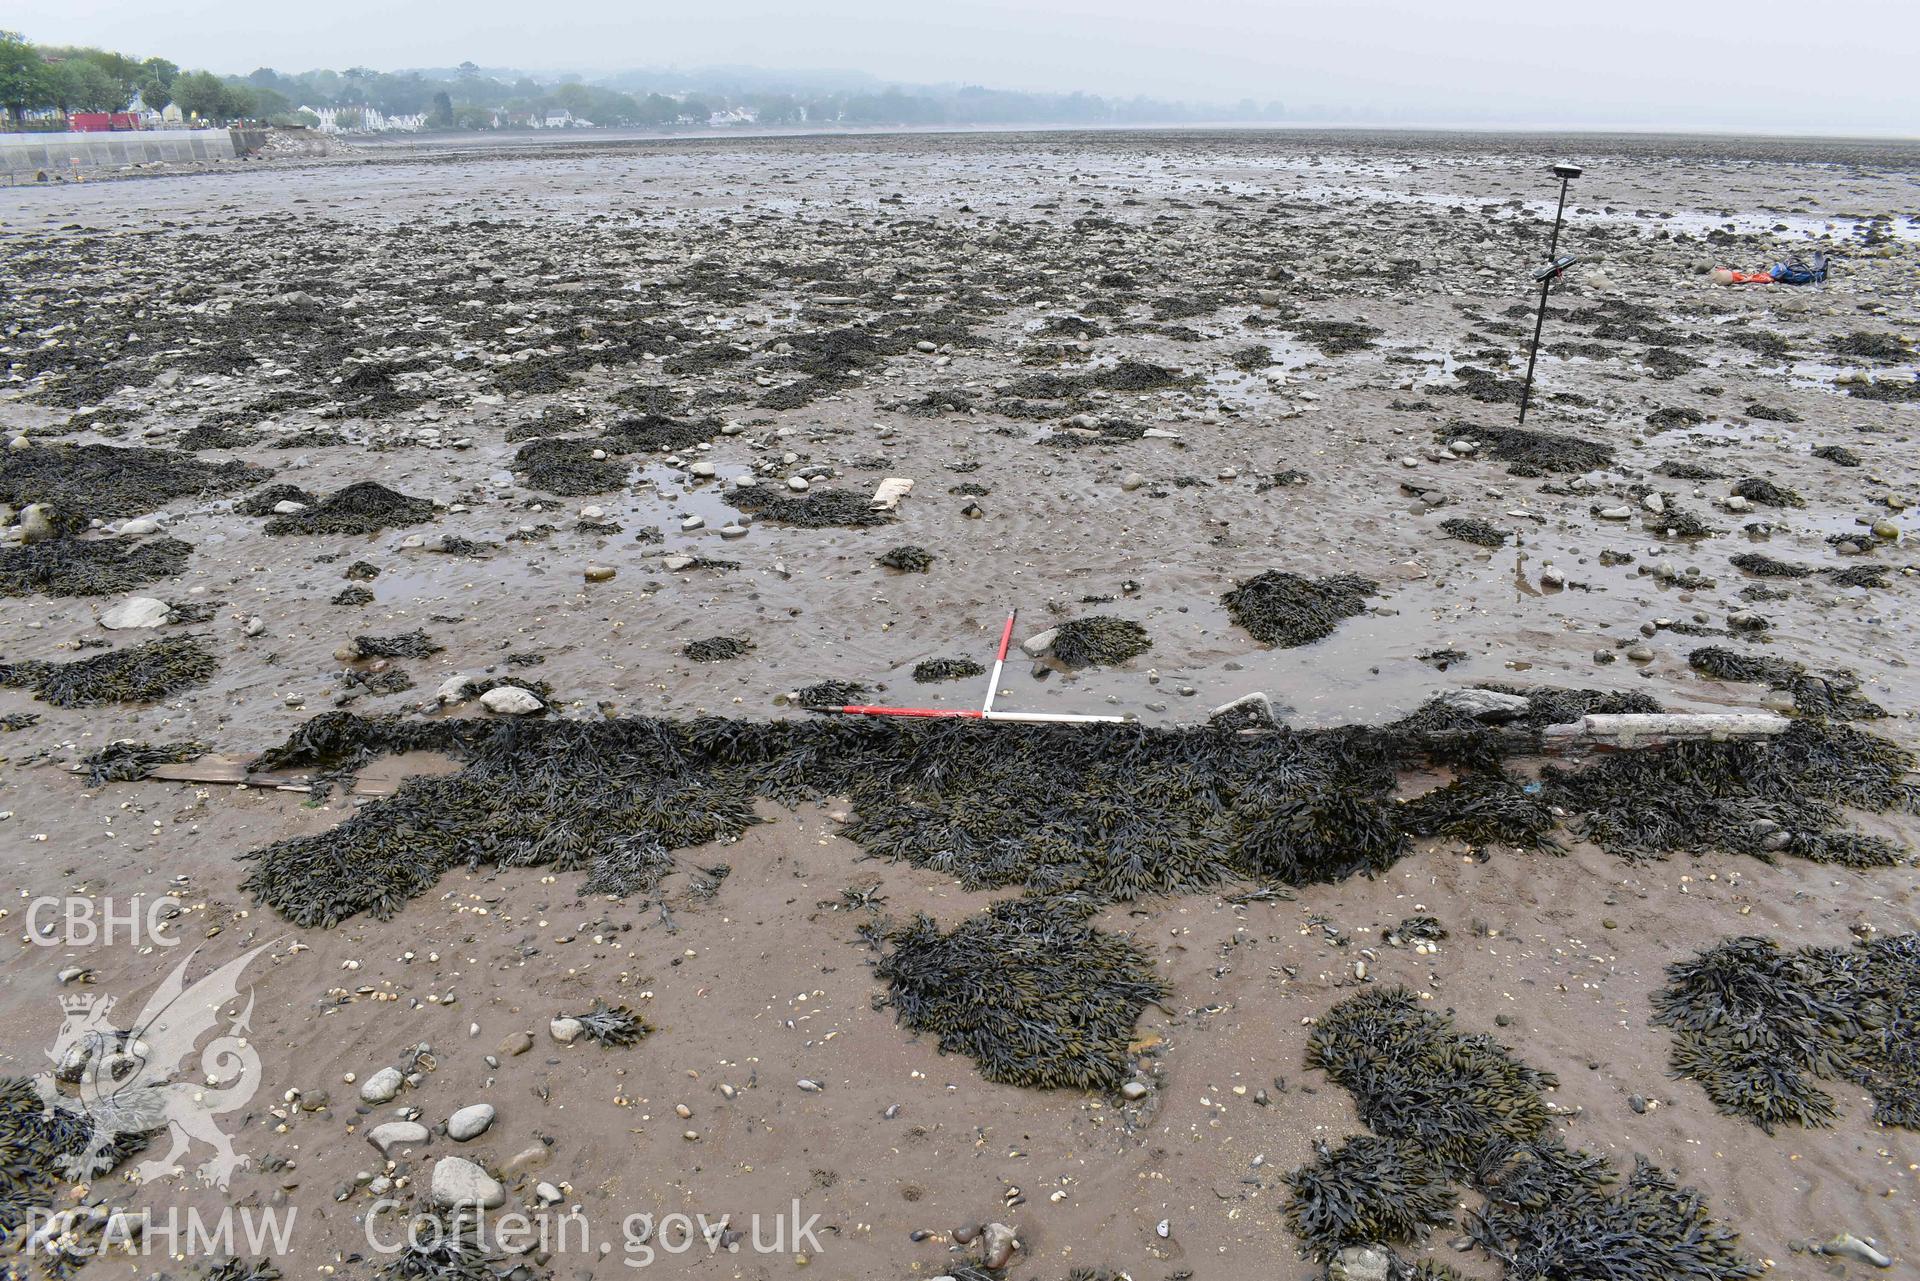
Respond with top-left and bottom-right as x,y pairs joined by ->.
1540,712 -> 1791,750
74,712 -> 1789,795
68,753 -> 432,796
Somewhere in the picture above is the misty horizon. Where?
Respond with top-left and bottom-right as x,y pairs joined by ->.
19,0 -> 1920,136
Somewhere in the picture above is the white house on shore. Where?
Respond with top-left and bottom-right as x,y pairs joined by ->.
300,106 -> 426,134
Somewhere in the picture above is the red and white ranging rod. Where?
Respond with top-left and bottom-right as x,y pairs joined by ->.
811,608 -> 1131,725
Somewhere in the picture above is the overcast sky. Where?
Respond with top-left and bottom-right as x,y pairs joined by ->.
22,0 -> 1920,133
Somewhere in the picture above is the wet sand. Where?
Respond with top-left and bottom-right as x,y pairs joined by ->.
1,128 -> 1916,1279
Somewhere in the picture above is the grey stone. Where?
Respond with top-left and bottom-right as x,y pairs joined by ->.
430,1157 -> 505,1210
1436,688 -> 1532,722
1020,628 -> 1058,657
502,1144 -> 549,1177
100,597 -> 170,630
359,1067 -> 403,1104
1328,1244 -> 1392,1281
979,1222 -> 1019,1270
1820,1234 -> 1892,1268
367,1121 -> 429,1154
481,687 -> 544,716
447,1103 -> 496,1142
435,672 -> 482,705
19,504 -> 58,543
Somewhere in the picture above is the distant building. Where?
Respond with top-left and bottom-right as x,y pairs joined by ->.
534,111 -> 590,129
299,105 -> 426,134
708,108 -> 757,126
128,91 -> 165,128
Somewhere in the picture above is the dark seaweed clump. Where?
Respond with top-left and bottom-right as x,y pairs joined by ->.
1651,503 -> 1717,539
603,413 -> 715,454
0,636 -> 218,707
578,836 -> 676,898
1831,331 -> 1910,363
1840,376 -> 1920,403
374,1215 -> 509,1281
1731,477 -> 1804,508
875,897 -> 1167,1091
1384,915 -> 1448,947
1652,933 -> 1918,1132
1503,684 -> 1661,728
333,584 -> 376,607
1440,518 -> 1508,548
1049,616 -> 1150,668
1687,646 -> 1884,720
79,739 -> 207,785
1222,571 -> 1376,648
1540,717 -> 1912,866
512,437 -> 628,495
1647,406 -> 1708,430
1659,460 -> 1722,480
351,631 -> 442,660
1400,772 -> 1557,851
1094,358 -> 1185,390
234,687 -> 1916,938
567,1000 -> 651,1048
1462,424 -> 1613,476
1307,987 -> 1555,1176
0,536 -> 193,598
914,657 -> 985,683
233,483 -> 319,516
877,544 -> 935,572
1824,564 -> 1891,589
343,668 -> 416,698
685,636 -> 752,662
197,1259 -> 283,1281
0,1076 -> 154,1236
1728,552 -> 1810,579
224,686 -> 1911,1112
262,482 -> 434,535
795,680 -> 868,708
1810,444 -> 1862,467
1293,988 -> 1759,1281
1290,320 -> 1382,355
1284,1135 -> 1453,1258
0,444 -> 269,518
728,485 -> 891,529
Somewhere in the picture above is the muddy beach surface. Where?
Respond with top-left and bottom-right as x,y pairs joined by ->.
1,128 -> 1917,1281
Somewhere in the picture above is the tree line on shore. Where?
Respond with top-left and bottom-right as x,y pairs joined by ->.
1,31 -> 1285,132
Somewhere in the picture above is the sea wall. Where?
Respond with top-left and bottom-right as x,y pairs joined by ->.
0,128 -> 239,182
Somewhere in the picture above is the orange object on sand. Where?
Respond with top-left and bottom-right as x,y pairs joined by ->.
1710,266 -> 1774,285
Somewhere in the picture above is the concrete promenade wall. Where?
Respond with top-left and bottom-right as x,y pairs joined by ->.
1,129 -> 239,183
